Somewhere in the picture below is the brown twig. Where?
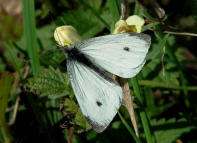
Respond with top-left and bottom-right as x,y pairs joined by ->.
68,127 -> 74,143
163,31 -> 197,37
120,0 -> 126,20
115,77 -> 139,137
147,28 -> 197,37
149,0 -> 165,18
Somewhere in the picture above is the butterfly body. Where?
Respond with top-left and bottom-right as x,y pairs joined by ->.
66,47 -> 114,84
63,32 -> 151,132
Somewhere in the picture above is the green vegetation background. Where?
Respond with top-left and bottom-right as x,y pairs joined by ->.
0,0 -> 197,143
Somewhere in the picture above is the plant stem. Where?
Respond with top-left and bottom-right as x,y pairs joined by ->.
131,77 -> 153,143
0,73 -> 14,143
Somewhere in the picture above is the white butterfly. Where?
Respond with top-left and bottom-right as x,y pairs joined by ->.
63,32 -> 151,132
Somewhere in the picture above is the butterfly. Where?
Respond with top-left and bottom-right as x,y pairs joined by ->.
60,32 -> 151,132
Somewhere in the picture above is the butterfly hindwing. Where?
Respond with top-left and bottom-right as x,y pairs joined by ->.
67,57 -> 122,132
76,32 -> 151,78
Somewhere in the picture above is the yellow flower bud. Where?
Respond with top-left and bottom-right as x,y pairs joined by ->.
126,15 -> 145,33
54,26 -> 82,47
113,20 -> 137,34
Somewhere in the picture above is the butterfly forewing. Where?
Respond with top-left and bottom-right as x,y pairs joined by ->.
76,32 -> 151,78
67,57 -> 122,132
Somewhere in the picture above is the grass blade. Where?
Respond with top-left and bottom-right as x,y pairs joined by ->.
0,72 -> 14,143
22,0 -> 40,74
3,42 -> 24,81
131,77 -> 153,143
118,112 -> 142,143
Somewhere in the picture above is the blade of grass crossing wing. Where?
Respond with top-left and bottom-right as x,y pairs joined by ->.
22,0 -> 40,74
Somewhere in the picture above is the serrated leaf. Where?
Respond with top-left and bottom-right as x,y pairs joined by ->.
63,98 -> 91,131
64,99 -> 79,113
74,109 -> 91,129
152,118 -> 194,143
26,66 -> 69,97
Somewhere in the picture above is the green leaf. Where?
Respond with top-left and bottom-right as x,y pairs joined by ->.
26,66 -> 70,97
118,112 -> 142,143
39,49 -> 65,68
134,2 -> 152,18
74,109 -> 91,129
142,22 -> 160,32
142,35 -> 185,87
3,42 -> 24,81
147,103 -> 174,117
152,118 -> 194,143
0,72 -> 14,143
57,9 -> 107,39
64,99 -> 79,113
0,58 -> 6,73
146,34 -> 170,60
85,0 -> 102,10
64,99 -> 91,130
36,24 -> 56,50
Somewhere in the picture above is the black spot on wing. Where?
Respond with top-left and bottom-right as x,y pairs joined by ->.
96,101 -> 102,106
123,47 -> 130,51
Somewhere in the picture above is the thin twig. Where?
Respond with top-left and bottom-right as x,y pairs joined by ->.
163,31 -> 197,37
68,127 -> 74,143
9,96 -> 20,125
120,0 -> 126,20
161,46 -> 166,77
147,28 -> 197,37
